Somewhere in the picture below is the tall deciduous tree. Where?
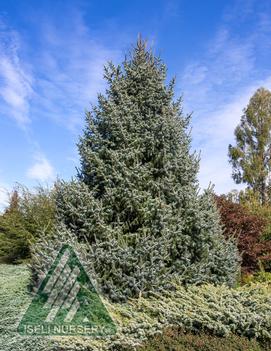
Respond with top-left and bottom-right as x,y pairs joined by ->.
229,88 -> 271,204
56,39 -> 239,301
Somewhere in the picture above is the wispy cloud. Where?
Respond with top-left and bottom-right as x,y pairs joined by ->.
27,154 -> 55,182
180,1 -> 271,193
0,21 -> 33,128
196,77 -> 271,193
0,9 -> 125,198
182,27 -> 255,116
0,184 -> 9,212
30,10 -> 122,133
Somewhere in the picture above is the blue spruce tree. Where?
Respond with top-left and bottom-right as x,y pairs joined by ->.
56,39 -> 240,301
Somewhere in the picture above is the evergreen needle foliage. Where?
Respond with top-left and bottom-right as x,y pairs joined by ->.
3,264 -> 270,351
0,185 -> 56,264
55,39 -> 240,301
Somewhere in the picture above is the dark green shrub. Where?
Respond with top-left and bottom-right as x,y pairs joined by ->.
0,185 -> 56,263
139,328 -> 270,351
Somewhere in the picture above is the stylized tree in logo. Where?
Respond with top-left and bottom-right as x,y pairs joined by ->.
18,245 -> 116,336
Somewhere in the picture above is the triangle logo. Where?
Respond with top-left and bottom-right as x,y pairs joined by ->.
18,244 -> 117,336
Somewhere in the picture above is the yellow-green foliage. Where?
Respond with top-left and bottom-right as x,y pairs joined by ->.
240,189 -> 271,241
243,270 -> 271,284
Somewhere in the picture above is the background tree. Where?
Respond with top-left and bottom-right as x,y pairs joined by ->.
0,185 -> 56,263
215,195 -> 271,274
56,39 -> 239,301
229,88 -> 271,204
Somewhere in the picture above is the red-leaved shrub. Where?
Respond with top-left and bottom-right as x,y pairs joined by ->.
215,195 -> 271,274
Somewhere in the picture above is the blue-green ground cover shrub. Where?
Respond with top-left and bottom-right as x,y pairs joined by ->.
1,264 -> 271,351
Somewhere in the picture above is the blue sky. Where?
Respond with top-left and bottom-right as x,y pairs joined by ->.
0,0 -> 271,209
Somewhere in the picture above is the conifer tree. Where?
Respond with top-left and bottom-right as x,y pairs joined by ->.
56,39 -> 239,301
0,186 -> 55,263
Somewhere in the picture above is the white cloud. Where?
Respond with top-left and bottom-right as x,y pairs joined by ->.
0,11 -> 124,195
181,28 -> 255,117
194,77 -> 271,193
30,11 -> 122,133
27,155 -> 55,182
179,3 -> 271,194
0,184 -> 9,213
182,64 -> 208,85
0,21 -> 33,127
